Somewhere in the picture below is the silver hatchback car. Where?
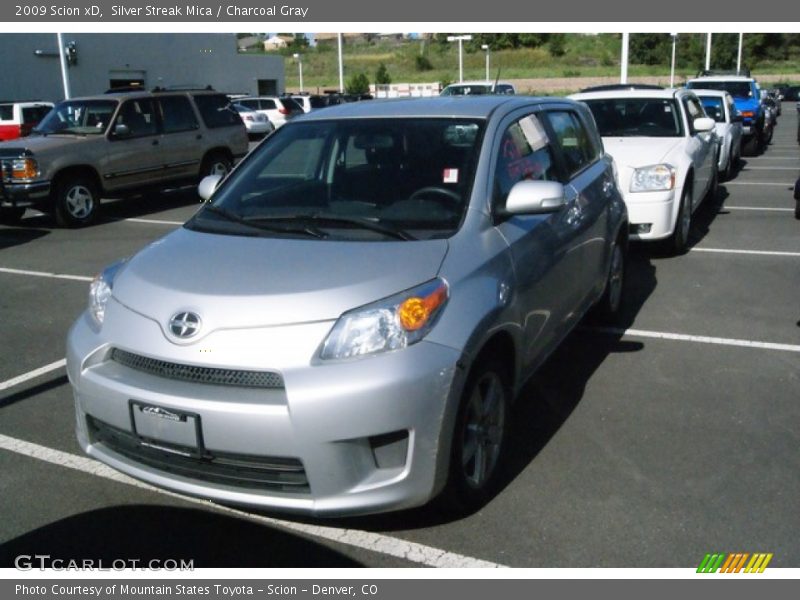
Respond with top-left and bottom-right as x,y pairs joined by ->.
67,96 -> 628,516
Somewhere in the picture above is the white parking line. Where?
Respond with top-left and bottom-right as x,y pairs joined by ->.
0,433 -> 504,569
123,218 -> 184,226
724,206 -> 794,212
0,267 -> 92,282
588,327 -> 800,353
690,247 -> 800,257
0,359 -> 67,392
723,181 -> 794,187
746,156 -> 799,160
741,166 -> 800,170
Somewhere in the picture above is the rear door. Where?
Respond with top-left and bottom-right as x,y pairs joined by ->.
155,94 -> 202,182
541,108 -> 612,309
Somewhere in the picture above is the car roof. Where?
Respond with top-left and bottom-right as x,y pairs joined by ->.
60,90 -> 222,102
687,76 -> 754,83
570,88 -> 684,101
444,81 -> 515,87
297,96 -> 559,121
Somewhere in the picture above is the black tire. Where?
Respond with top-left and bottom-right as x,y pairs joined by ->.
795,200 -> 800,220
54,176 -> 99,228
0,207 -> 25,225
742,135 -> 761,157
593,235 -> 626,322
705,165 -> 719,204
200,152 -> 232,180
667,186 -> 692,256
441,358 -> 510,513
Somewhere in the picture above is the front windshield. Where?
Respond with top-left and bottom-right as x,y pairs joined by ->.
583,98 -> 684,137
698,97 -> 725,123
189,118 -> 485,240
441,85 -> 490,96
34,99 -> 117,135
688,81 -> 753,99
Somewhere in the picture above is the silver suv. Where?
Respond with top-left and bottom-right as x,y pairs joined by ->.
0,89 -> 249,227
68,96 -> 627,516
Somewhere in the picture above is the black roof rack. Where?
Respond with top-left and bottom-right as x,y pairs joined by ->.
104,86 -> 146,94
151,85 -> 215,93
580,83 -> 664,93
696,68 -> 751,78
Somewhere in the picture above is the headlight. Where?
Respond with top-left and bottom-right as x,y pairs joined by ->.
88,260 -> 127,327
10,158 -> 38,180
630,164 -> 676,193
320,278 -> 449,360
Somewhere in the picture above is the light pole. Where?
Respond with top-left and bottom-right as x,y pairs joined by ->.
705,33 -> 712,72
481,44 -> 490,82
447,35 -> 472,83
56,32 -> 71,99
670,33 -> 678,88
337,33 -> 344,93
620,32 -> 629,84
736,33 -> 744,73
293,52 -> 304,93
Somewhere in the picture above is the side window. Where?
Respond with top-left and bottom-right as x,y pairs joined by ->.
0,105 -> 13,121
493,113 -> 555,206
192,94 -> 241,128
115,99 -> 158,137
260,100 -> 277,111
546,110 -> 593,177
239,99 -> 257,110
683,97 -> 704,131
159,96 -> 199,134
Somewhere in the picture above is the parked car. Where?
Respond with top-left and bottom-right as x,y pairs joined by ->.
237,96 -> 304,128
0,101 -> 54,141
233,103 -> 274,138
0,89 -> 249,227
693,89 -> 744,180
794,176 -> 799,220
67,96 -> 628,517
686,74 -> 766,155
766,89 -> 782,116
440,81 -> 516,96
571,88 -> 718,254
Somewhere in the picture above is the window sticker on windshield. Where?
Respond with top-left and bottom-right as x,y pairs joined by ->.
519,116 -> 548,152
443,168 -> 459,183
664,106 -> 672,112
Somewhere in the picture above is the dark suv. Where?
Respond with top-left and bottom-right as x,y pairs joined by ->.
0,89 -> 249,227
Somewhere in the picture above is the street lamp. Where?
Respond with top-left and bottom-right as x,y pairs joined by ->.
447,35 -> 472,83
670,33 -> 678,88
705,33 -> 712,72
293,52 -> 304,93
481,44 -> 490,82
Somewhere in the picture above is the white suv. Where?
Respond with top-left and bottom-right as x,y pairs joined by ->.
237,96 -> 304,128
571,88 -> 719,254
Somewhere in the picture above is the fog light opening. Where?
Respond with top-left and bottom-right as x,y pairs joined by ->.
630,223 -> 652,234
368,430 -> 409,470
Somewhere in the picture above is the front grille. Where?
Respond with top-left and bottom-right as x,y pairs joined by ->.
110,348 -> 284,389
87,416 -> 309,494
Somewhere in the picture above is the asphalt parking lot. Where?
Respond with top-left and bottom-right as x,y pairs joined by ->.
1,109 -> 798,570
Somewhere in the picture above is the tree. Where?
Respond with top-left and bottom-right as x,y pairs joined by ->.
346,72 -> 370,95
375,62 -> 392,85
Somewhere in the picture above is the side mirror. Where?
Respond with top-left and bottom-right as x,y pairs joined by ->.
197,175 -> 222,202
693,117 -> 715,133
112,123 -> 130,138
503,180 -> 566,215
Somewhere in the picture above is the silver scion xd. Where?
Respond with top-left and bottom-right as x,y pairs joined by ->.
67,96 -> 628,516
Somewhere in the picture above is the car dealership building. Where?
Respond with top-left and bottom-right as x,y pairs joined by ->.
0,33 -> 285,102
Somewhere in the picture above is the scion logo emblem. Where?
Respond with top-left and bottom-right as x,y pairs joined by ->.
169,312 -> 201,339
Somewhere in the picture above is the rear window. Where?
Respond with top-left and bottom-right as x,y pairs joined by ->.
0,105 -> 13,121
688,80 -> 754,99
192,94 -> 242,128
21,105 -> 52,124
309,96 -> 329,109
282,98 -> 304,112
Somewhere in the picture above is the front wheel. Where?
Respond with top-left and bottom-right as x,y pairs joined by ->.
441,359 -> 510,513
667,187 -> 692,256
593,237 -> 626,321
54,176 -> 99,228
200,152 -> 232,180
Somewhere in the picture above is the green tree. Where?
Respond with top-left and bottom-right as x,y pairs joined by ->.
346,72 -> 370,95
375,62 -> 392,85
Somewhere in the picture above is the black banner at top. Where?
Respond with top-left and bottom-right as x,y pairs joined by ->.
1,0 -> 800,22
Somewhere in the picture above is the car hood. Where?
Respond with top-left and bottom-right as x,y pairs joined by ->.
112,228 -> 450,331
602,137 -> 684,169
0,133 -> 94,155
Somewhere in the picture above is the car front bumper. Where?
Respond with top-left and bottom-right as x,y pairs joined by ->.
67,306 -> 464,517
622,189 -> 677,241
0,180 -> 50,208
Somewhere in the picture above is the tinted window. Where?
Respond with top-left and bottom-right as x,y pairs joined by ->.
494,113 -> 555,205
309,96 -> 329,109
21,106 -> 51,124
193,94 -> 242,128
239,99 -> 258,110
546,111 -> 594,176
116,99 -> 158,137
687,81 -> 754,99
0,105 -> 14,121
37,99 -> 117,135
159,95 -> 199,133
282,98 -> 304,113
259,99 -> 276,110
698,97 -> 725,122
583,98 -> 683,138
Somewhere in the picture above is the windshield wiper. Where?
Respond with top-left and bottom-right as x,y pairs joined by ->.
247,213 -> 417,241
199,204 -> 326,239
